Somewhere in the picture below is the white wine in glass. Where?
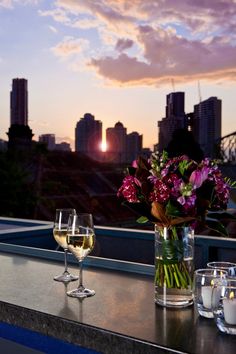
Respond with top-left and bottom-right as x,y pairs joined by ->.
53,208 -> 79,282
66,213 -> 95,298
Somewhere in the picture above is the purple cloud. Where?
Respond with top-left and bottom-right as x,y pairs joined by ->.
47,0 -> 236,85
115,38 -> 134,52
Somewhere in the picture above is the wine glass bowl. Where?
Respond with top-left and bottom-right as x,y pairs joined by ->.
67,226 -> 94,261
53,208 -> 79,283
66,213 -> 95,298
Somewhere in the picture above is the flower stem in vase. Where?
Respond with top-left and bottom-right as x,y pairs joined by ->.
155,225 -> 194,308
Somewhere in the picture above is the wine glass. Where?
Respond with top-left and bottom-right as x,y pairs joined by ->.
66,213 -> 95,298
53,208 -> 79,282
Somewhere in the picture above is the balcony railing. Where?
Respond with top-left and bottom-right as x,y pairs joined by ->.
0,216 -> 235,274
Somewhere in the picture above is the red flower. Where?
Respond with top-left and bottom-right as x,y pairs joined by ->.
117,175 -> 141,203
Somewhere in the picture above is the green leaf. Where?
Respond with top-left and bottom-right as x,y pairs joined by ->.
178,160 -> 192,176
162,240 -> 184,264
206,219 -> 228,237
224,177 -> 236,188
166,201 -> 181,217
137,216 -> 149,223
161,150 -> 169,163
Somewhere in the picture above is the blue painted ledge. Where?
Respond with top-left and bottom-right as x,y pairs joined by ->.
0,321 -> 100,354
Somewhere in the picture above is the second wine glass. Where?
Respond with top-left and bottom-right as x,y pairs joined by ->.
66,213 -> 95,298
53,208 -> 79,282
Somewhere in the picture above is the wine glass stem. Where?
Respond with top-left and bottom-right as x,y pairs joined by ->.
64,249 -> 68,273
79,260 -> 83,288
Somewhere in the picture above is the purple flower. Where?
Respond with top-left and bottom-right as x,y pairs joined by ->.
163,174 -> 182,197
177,196 -> 185,206
190,167 -> 209,188
148,175 -> 158,184
177,194 -> 197,214
211,176 -> 230,209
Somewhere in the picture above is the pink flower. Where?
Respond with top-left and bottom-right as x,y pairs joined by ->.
190,167 -> 209,188
117,152 -> 232,229
177,194 -> 197,215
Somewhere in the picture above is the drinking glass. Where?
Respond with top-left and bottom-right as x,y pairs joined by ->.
53,208 -> 78,282
207,262 -> 236,278
66,213 -> 95,298
193,268 -> 227,318
213,278 -> 236,335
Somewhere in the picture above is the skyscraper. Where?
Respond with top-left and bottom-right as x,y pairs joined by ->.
166,92 -> 185,118
126,132 -> 143,163
7,78 -> 33,150
158,92 -> 187,151
39,134 -> 56,150
10,78 -> 28,126
106,122 -> 127,163
75,113 -> 102,158
106,122 -> 142,163
193,97 -> 221,158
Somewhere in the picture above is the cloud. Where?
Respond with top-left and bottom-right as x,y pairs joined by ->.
38,7 -> 70,23
0,0 -> 40,7
115,38 -> 134,52
90,26 -> 236,86
51,36 -> 89,57
70,17 -> 101,29
0,0 -> 12,8
43,0 -> 236,86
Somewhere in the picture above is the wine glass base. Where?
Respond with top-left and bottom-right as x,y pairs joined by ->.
67,288 -> 95,298
54,272 -> 78,283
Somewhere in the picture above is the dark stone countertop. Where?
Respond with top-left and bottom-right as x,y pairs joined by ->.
0,251 -> 236,354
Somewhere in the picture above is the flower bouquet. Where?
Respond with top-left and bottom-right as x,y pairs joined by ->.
118,152 -> 235,307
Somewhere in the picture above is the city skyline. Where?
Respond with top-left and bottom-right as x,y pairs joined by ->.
4,78 -> 225,155
0,1 -> 236,149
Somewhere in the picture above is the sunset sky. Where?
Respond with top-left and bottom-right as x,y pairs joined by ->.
0,0 -> 236,150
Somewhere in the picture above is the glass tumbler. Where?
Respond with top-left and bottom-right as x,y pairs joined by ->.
213,278 -> 236,335
207,262 -> 236,278
194,268 -> 227,318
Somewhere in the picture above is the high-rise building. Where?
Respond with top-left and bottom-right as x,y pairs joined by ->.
106,122 -> 127,163
75,113 -> 102,159
166,92 -> 185,118
39,134 -> 56,150
106,122 -> 143,163
55,142 -> 71,152
126,132 -> 143,163
10,78 -> 28,126
7,78 -> 33,150
193,97 -> 221,158
158,92 -> 187,151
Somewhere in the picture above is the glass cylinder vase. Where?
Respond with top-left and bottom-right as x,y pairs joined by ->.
154,224 -> 194,308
